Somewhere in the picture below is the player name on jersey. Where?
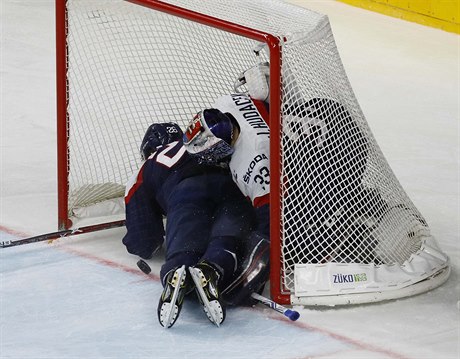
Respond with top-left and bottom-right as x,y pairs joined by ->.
230,94 -> 269,136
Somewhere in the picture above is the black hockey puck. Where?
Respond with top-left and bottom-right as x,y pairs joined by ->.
137,259 -> 152,274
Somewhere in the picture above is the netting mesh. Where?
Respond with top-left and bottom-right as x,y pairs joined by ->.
63,0 -> 445,299
66,0 -> 268,212
276,26 -> 431,293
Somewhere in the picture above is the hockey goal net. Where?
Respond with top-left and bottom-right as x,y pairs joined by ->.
57,0 -> 450,305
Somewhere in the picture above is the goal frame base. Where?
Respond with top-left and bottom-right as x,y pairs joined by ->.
289,265 -> 451,306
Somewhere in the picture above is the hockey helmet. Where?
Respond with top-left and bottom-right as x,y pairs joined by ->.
140,122 -> 183,160
183,109 -> 235,164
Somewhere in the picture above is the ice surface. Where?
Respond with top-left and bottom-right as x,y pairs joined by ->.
1,1 -> 459,358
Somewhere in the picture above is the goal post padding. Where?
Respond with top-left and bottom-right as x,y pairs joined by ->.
57,0 -> 449,305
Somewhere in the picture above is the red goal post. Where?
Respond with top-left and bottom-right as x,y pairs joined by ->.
56,0 -> 286,301
56,0 -> 450,305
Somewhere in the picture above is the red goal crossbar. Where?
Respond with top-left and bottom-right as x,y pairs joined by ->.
56,0 -> 288,303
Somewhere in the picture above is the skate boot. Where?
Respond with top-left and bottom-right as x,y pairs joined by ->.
157,265 -> 189,328
188,261 -> 226,327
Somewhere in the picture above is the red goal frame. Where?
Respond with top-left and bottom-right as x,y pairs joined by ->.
56,0 -> 288,303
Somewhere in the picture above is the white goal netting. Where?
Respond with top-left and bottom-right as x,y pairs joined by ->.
60,0 -> 449,304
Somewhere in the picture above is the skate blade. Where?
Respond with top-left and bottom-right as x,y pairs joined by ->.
188,267 -> 222,327
159,302 -> 178,328
162,265 -> 187,329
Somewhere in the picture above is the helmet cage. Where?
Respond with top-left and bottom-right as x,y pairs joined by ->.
183,110 -> 234,164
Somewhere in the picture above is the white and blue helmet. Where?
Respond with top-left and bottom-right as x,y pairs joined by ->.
183,109 -> 235,164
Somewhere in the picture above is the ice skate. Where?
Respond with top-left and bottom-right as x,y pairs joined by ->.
157,265 -> 189,328
188,262 -> 226,327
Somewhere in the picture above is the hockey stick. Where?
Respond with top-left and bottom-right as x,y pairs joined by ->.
0,220 -> 125,248
136,259 -> 300,322
250,292 -> 300,321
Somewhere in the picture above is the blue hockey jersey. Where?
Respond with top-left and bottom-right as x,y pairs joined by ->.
122,140 -> 253,260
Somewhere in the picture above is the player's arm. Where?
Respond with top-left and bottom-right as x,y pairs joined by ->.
122,164 -> 165,259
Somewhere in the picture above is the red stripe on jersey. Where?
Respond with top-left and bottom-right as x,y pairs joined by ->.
251,98 -> 269,126
253,193 -> 270,208
125,165 -> 145,204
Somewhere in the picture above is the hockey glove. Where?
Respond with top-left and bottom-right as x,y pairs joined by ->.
234,62 -> 270,102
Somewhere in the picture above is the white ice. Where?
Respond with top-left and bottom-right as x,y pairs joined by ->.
1,1 -> 459,358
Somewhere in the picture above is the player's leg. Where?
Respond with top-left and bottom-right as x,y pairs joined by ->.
200,178 -> 256,288
189,175 -> 255,325
222,231 -> 270,306
158,178 -> 216,327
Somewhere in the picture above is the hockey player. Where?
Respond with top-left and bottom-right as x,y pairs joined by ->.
183,97 -> 271,237
123,122 -> 256,328
182,70 -> 272,305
